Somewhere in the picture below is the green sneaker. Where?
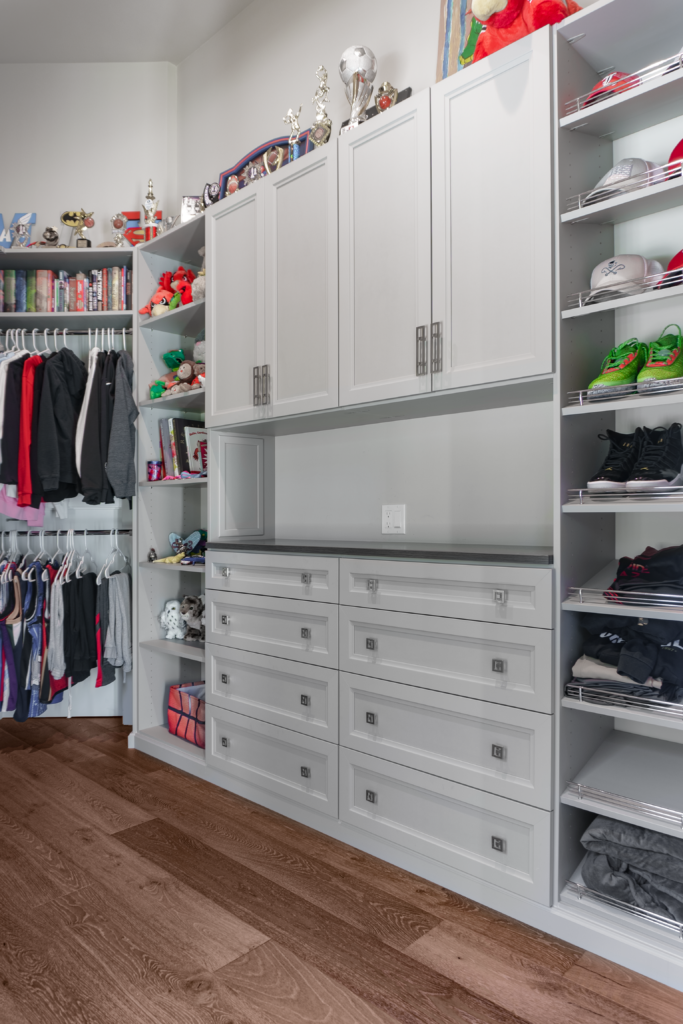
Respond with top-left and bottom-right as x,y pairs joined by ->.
588,339 -> 647,393
637,325 -> 683,391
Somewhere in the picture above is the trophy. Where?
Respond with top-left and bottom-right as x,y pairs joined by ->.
203,182 -> 220,208
309,65 -> 332,147
41,227 -> 60,247
339,45 -> 377,133
142,179 -> 159,240
181,196 -> 203,223
61,209 -> 94,247
264,146 -> 285,175
111,213 -> 127,246
283,106 -> 302,163
376,81 -> 399,112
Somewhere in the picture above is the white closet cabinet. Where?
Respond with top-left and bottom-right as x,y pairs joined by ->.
431,29 -> 553,390
338,90 -> 433,406
264,144 -> 338,417
206,187 -> 265,426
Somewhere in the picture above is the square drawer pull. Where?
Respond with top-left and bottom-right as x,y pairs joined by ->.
300,694 -> 310,707
491,744 -> 506,760
366,579 -> 379,592
220,673 -> 229,685
300,766 -> 311,779
221,737 -> 229,748
221,567 -> 230,578
365,638 -> 377,651
366,711 -> 377,725
493,589 -> 507,604
301,627 -> 311,640
301,573 -> 312,585
365,789 -> 377,804
491,658 -> 507,673
491,836 -> 507,854
221,614 -> 229,626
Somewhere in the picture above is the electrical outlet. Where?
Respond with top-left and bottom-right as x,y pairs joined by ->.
382,505 -> 406,534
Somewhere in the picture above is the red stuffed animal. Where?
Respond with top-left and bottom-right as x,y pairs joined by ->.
471,0 -> 581,63
170,266 -> 196,306
139,271 -> 175,317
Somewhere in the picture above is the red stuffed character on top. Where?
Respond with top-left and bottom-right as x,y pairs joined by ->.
170,266 -> 196,306
471,0 -> 581,63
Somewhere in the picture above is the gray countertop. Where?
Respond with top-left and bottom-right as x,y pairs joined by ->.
206,539 -> 553,565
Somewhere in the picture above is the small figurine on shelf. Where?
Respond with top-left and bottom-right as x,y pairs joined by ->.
180,594 -> 205,642
147,547 -> 157,562
159,599 -> 187,640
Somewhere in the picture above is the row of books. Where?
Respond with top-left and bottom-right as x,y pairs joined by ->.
159,418 -> 207,478
0,268 -> 132,313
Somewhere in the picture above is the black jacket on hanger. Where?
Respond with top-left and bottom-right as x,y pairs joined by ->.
37,348 -> 87,502
80,352 -> 104,504
0,354 -> 29,485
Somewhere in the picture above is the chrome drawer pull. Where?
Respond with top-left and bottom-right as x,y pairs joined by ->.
221,567 -> 230,578
253,366 -> 261,406
492,658 -> 507,673
300,766 -> 311,779
301,573 -> 312,585
261,364 -> 270,405
221,737 -> 229,748
365,638 -> 377,651
301,627 -> 311,640
366,578 -> 379,593
221,614 -> 229,626
300,694 -> 310,707
493,589 -> 507,604
430,321 -> 443,373
416,325 -> 428,376
365,790 -> 377,804
366,711 -> 377,725
491,744 -> 506,760
221,673 -> 229,685
491,836 -> 507,854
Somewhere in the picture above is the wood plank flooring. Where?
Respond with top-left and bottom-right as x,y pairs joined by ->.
0,717 -> 681,1024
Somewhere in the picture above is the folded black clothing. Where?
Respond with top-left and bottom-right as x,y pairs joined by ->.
581,816 -> 683,922
606,544 -> 683,599
580,614 -> 628,666
580,612 -> 683,691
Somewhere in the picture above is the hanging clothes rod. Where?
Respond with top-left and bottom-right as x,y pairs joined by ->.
0,329 -> 131,337
1,529 -> 132,536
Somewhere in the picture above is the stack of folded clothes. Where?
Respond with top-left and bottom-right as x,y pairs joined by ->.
605,544 -> 683,603
581,816 -> 683,923
566,613 -> 683,705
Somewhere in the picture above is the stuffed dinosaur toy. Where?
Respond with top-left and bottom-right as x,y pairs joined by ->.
139,271 -> 177,317
471,0 -> 581,63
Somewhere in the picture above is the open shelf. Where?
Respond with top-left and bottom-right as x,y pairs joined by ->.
0,310 -> 132,330
561,731 -> 683,838
134,725 -> 206,767
136,213 -> 205,264
563,488 -> 683,512
139,388 -> 205,411
139,477 -> 207,488
562,687 -> 683,731
563,560 -> 683,621
138,560 -> 205,574
562,173 -> 683,227
564,381 -> 683,415
139,638 -> 205,662
139,299 -> 205,337
562,281 -> 683,320
0,248 -> 133,270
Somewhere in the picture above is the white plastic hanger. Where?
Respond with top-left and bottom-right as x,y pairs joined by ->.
105,529 -> 129,578
75,529 -> 94,578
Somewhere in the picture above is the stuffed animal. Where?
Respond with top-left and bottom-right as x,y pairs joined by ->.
471,0 -> 581,63
159,599 -> 187,640
180,594 -> 205,642
139,271 -> 177,317
192,247 -> 206,302
193,336 -> 205,363
170,266 -> 196,305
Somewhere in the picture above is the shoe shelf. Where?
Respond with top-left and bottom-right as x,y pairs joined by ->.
138,560 -> 205,574
560,54 -> 683,140
139,638 -> 206,662
139,299 -> 205,337
563,684 -> 683,731
564,377 -> 683,414
562,560 -> 683,620
562,869 -> 683,941
139,388 -> 205,412
561,731 -> 683,838
562,277 -> 683,320
562,165 -> 683,226
563,487 -> 683,512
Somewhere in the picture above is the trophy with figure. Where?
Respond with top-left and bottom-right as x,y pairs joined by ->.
339,45 -> 377,133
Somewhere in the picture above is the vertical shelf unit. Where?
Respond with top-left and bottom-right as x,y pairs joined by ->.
555,0 -> 683,976
133,215 -> 208,762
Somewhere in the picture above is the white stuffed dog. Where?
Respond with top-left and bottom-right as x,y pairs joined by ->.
159,599 -> 187,640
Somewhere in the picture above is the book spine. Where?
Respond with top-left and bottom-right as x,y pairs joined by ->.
168,418 -> 180,477
69,277 -> 76,313
35,269 -> 47,313
125,267 -> 131,310
175,420 -> 191,473
47,270 -> 55,313
76,278 -> 84,312
97,269 -> 103,311
159,418 -> 173,478
15,269 -> 27,313
26,269 -> 36,313
0,269 -> 4,313
105,267 -> 111,311
4,270 -> 15,312
112,267 -> 119,311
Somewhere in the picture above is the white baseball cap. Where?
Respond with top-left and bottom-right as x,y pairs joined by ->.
587,254 -> 664,303
585,158 -> 663,206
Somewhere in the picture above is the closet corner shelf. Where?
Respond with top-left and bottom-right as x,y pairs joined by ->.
559,63 -> 683,140
0,311 -> 132,330
134,725 -> 206,767
561,693 -> 683,732
562,560 -> 683,621
138,559 -> 205,574
136,213 -> 205,264
562,281 -> 683,320
138,299 -> 204,337
138,477 -> 207,488
560,732 -> 683,839
562,174 -> 683,227
139,388 -> 205,412
139,638 -> 205,662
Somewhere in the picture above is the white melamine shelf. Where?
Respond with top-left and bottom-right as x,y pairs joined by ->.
137,214 -> 205,264
138,560 -> 205,574
139,638 -> 205,662
0,311 -> 132,330
139,388 -> 205,412
562,695 -> 683,732
562,560 -> 683,621
563,390 -> 683,416
138,477 -> 207,488
139,299 -> 205,337
562,175 -> 683,226
562,281 -> 683,320
561,731 -> 683,838
135,725 -> 206,766
0,248 -> 133,269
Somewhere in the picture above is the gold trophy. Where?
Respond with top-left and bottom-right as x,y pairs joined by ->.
61,209 -> 95,247
310,65 -> 332,147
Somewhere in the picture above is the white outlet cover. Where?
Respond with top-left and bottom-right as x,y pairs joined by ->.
382,504 -> 406,534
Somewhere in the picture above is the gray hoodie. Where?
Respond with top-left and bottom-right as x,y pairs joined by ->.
105,351 -> 138,500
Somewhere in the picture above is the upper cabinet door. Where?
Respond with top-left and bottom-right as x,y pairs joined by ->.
339,91 -> 432,406
264,145 -> 338,418
206,187 -> 265,427
431,29 -> 553,391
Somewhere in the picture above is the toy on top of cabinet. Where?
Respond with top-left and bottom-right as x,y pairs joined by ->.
470,0 -> 581,64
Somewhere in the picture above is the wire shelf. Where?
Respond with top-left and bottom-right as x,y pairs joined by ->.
566,780 -> 683,829
564,52 -> 683,116
565,682 -> 683,720
566,376 -> 683,406
565,586 -> 683,610
565,159 -> 680,213
565,487 -> 683,505
565,880 -> 683,938
566,269 -> 679,310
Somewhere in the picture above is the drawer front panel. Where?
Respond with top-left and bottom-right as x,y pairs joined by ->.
207,592 -> 338,668
206,707 -> 338,817
340,559 -> 552,628
340,673 -> 551,809
207,551 -> 339,603
339,747 -> 551,904
339,606 -> 552,712
206,643 -> 338,741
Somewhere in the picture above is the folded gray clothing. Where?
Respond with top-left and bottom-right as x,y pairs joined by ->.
581,816 -> 683,922
572,655 -> 662,688
567,679 -> 663,702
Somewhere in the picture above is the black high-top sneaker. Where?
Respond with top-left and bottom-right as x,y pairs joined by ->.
626,423 -> 683,490
587,428 -> 644,491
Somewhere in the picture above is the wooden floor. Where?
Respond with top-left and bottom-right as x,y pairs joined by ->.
0,719 -> 681,1024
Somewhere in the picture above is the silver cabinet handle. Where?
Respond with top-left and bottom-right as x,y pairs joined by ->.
300,766 -> 311,778
221,736 -> 229,748
366,711 -> 377,725
491,836 -> 507,853
431,322 -> 443,372
365,638 -> 377,651
494,589 -> 507,604
416,325 -> 428,376
221,614 -> 229,626
492,658 -> 507,673
221,673 -> 229,685
261,364 -> 270,404
253,366 -> 261,406
365,789 -> 377,804
366,578 -> 379,593
300,694 -> 311,706
491,744 -> 506,760
301,627 -> 311,639
301,573 -> 312,585
221,567 -> 230,578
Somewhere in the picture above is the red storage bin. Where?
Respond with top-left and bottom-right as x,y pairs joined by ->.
167,682 -> 205,748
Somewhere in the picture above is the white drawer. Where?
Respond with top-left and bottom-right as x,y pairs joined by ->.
206,706 -> 338,817
206,550 -> 338,603
205,643 -> 338,742
340,672 -> 551,809
206,592 -> 338,669
340,558 -> 552,628
339,747 -> 551,904
339,606 -> 552,713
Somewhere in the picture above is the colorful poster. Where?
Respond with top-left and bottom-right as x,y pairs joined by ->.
436,0 -> 482,81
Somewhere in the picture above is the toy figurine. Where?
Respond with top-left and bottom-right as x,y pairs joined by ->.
180,594 -> 205,642
159,599 -> 187,640
147,548 -> 157,562
471,0 -> 581,63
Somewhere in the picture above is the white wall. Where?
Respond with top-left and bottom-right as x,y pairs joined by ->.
0,61 -> 178,246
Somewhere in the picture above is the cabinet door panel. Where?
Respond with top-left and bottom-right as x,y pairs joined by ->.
265,147 -> 338,417
339,91 -> 432,405
207,188 -> 264,426
431,30 -> 553,390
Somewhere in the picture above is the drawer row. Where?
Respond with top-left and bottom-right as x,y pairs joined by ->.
205,643 -> 552,810
204,702 -> 552,906
206,592 -> 553,713
206,551 -> 553,629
